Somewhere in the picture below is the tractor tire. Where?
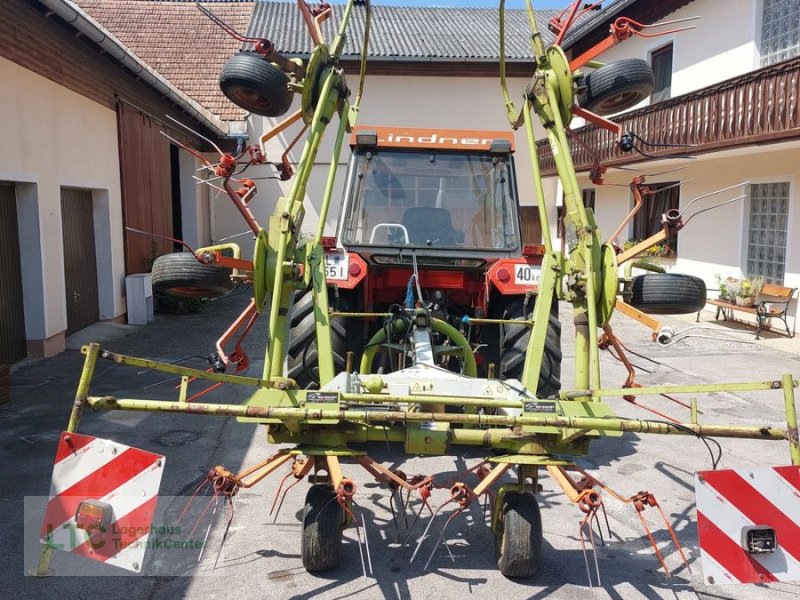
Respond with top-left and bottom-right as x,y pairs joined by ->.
500,297 -> 562,398
496,492 -> 542,579
219,52 -> 293,117
151,253 -> 233,299
287,290 -> 347,388
629,273 -> 707,315
578,58 -> 654,116
301,484 -> 343,572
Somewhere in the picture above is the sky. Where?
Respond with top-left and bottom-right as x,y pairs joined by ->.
368,0 -> 576,8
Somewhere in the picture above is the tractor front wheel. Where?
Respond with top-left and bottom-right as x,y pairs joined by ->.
495,492 -> 543,578
286,290 -> 347,388
499,296 -> 562,398
301,484 -> 343,572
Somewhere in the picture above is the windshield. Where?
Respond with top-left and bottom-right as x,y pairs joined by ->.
340,150 -> 520,250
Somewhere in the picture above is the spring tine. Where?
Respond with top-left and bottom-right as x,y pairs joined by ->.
213,497 -> 235,570
352,510 -> 367,579
403,500 -> 428,545
197,493 -> 220,563
178,478 -> 211,524
586,513 -> 602,586
423,508 -> 462,571
578,521 -> 594,588
354,501 -> 373,575
599,497 -> 613,540
636,509 -> 671,577
270,471 -> 294,516
654,502 -> 691,573
389,488 -> 400,533
271,477 -> 301,523
409,501 -> 447,563
188,491 -> 217,537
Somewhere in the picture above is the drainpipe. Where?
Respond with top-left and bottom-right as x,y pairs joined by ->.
37,0 -> 229,139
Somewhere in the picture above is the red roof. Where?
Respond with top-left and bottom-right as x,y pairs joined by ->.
76,0 -> 254,122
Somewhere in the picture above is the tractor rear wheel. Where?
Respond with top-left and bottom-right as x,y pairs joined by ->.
219,52 -> 293,117
629,273 -> 707,314
151,252 -> 233,299
500,296 -> 561,398
287,290 -> 347,388
578,58 -> 654,116
495,492 -> 542,578
301,484 -> 343,572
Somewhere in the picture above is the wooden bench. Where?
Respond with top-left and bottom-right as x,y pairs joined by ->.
701,282 -> 797,339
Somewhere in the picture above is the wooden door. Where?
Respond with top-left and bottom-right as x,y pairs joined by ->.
0,184 -> 27,363
61,188 -> 100,335
117,101 -> 173,273
520,206 -> 542,244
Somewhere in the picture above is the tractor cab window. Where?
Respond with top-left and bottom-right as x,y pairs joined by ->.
341,149 -> 520,251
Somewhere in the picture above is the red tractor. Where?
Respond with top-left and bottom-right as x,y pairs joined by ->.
287,125 -> 561,398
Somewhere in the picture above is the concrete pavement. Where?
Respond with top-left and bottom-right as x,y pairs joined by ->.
4,290 -> 800,600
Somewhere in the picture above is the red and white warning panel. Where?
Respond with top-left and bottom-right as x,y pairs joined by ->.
40,432 -> 165,572
695,466 -> 800,585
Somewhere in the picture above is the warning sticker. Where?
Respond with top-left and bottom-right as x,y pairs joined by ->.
306,392 -> 338,404
524,401 -> 558,413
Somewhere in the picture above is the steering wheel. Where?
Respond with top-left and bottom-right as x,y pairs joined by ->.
369,223 -> 410,244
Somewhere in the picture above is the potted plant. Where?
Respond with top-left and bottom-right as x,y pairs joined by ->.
734,277 -> 764,307
714,274 -> 732,301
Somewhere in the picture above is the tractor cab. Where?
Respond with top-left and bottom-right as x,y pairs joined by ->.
337,127 -> 522,264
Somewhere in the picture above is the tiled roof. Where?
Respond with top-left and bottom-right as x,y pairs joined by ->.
246,2 -> 569,60
76,0 -> 254,121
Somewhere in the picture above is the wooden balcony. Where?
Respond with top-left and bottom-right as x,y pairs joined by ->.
537,56 -> 800,175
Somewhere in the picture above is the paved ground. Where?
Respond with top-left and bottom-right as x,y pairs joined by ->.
4,290 -> 800,600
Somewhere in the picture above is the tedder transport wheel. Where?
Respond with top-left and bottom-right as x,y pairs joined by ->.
629,273 -> 707,314
287,290 -> 347,388
578,58 -> 655,116
500,297 -> 562,398
301,484 -> 343,572
219,52 -> 293,117
496,492 -> 543,578
151,253 -> 233,299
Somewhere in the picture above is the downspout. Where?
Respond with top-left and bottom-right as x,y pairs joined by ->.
36,0 -> 230,139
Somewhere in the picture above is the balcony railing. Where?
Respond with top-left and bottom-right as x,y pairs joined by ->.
537,56 -> 800,175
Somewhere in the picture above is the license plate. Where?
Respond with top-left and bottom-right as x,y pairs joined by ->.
324,253 -> 349,280
514,264 -> 541,285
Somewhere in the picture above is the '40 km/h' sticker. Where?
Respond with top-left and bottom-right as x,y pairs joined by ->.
324,253 -> 349,280
514,264 -> 541,286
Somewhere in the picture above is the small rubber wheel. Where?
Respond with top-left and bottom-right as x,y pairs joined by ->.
495,492 -> 542,578
578,58 -> 655,115
629,273 -> 707,314
151,253 -> 233,298
301,485 -> 343,572
219,52 -> 293,117
500,296 -> 562,398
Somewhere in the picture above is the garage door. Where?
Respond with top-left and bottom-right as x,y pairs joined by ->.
61,188 -> 100,335
0,184 -> 27,363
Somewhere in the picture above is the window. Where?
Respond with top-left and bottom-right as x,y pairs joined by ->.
760,0 -> 800,66
650,44 -> 673,103
746,182 -> 789,283
632,182 -> 680,255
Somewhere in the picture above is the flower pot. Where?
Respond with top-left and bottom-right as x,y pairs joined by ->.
735,296 -> 754,307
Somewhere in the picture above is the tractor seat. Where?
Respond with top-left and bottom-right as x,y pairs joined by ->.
402,207 -> 461,246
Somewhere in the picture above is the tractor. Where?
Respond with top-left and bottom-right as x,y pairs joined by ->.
287,125 -> 561,398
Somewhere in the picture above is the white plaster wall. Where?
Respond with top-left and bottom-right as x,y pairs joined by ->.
0,56 -> 125,340
585,0 -> 760,111
213,74 -> 558,257
574,142 -> 800,289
